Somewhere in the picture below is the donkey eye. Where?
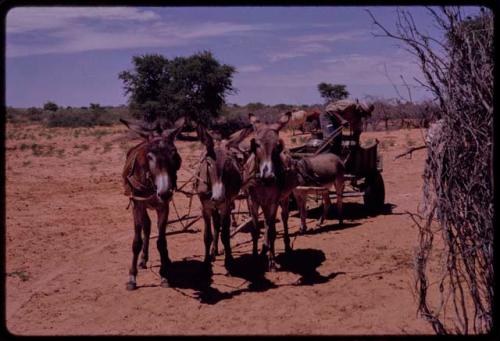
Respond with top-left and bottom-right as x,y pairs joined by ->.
147,153 -> 154,161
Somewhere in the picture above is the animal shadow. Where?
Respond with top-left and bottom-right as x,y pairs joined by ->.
228,254 -> 277,292
291,202 -> 396,221
275,248 -> 344,285
295,222 -> 361,236
164,259 -> 232,304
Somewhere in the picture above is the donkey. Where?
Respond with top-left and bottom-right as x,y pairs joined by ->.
292,153 -> 345,232
243,112 -> 300,271
195,124 -> 253,272
121,117 -> 185,290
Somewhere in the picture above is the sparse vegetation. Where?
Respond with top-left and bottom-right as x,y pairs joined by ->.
7,270 -> 29,282
102,142 -> 113,154
89,129 -> 111,139
73,144 -> 90,155
47,108 -> 116,128
43,101 -> 59,112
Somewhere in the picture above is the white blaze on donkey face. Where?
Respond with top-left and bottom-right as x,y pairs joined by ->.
147,152 -> 171,200
260,160 -> 274,179
211,182 -> 225,202
155,171 -> 171,197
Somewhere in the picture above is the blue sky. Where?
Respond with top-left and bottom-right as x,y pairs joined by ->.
5,6 -> 481,107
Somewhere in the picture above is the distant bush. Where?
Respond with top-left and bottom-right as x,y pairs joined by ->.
211,113 -> 249,139
6,107 -> 23,123
46,108 -> 119,128
27,107 -> 43,122
43,101 -> 59,112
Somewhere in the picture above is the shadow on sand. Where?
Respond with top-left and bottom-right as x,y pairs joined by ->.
275,248 -> 344,285
290,202 -> 396,222
149,248 -> 342,305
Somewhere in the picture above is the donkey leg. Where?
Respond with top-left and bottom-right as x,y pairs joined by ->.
220,209 -> 234,272
280,198 -> 292,254
335,177 -> 344,226
202,208 -> 213,265
248,198 -> 261,258
210,210 -> 221,260
318,192 -> 331,228
294,190 -> 308,233
263,203 -> 278,271
127,203 -> 145,290
138,213 -> 151,269
156,205 -> 171,288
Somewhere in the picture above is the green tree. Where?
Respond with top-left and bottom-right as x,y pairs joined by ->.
317,83 -> 349,103
43,101 -> 59,111
119,51 -> 236,125
89,103 -> 103,111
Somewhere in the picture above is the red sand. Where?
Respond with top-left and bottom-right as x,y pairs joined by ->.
6,124 -> 436,335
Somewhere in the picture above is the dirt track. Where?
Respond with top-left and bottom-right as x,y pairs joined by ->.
6,124 -> 435,335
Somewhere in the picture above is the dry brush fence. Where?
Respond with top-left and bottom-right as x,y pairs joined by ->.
369,7 -> 493,334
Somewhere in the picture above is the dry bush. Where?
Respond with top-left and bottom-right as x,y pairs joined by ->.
370,7 -> 493,334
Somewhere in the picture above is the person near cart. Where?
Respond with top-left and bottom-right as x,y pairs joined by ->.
319,99 -> 374,154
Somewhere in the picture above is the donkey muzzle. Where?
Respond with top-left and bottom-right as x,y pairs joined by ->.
210,182 -> 225,203
157,189 -> 173,202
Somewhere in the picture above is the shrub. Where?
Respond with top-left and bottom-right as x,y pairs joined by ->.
43,101 -> 59,112
46,108 -> 118,128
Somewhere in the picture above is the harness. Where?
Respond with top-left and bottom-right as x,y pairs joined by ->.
124,151 -> 179,208
291,157 -> 324,187
195,149 -> 244,196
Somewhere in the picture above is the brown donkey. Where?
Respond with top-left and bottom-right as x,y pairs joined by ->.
243,112 -> 300,271
121,117 -> 185,290
195,125 -> 253,272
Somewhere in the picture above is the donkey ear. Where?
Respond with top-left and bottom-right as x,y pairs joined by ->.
196,124 -> 215,155
276,111 -> 292,131
173,116 -> 186,129
226,126 -> 253,149
270,111 -> 291,131
250,138 -> 258,154
120,118 -> 152,139
276,138 -> 285,153
248,113 -> 262,130
163,117 -> 185,143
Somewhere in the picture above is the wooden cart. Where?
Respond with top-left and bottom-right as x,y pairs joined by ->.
289,120 -> 385,213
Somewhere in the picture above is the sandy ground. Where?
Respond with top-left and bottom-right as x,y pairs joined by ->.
5,123 -> 437,335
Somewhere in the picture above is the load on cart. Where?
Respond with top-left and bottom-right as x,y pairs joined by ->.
289,99 -> 385,216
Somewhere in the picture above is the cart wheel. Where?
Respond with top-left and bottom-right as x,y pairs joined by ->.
363,171 -> 385,214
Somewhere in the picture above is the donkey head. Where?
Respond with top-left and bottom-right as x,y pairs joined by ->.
197,124 -> 252,203
121,117 -> 185,201
248,112 -> 291,184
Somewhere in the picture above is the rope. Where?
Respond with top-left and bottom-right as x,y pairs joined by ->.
171,197 -> 187,231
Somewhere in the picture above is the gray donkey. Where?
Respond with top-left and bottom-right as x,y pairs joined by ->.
195,124 -> 253,272
292,153 -> 345,232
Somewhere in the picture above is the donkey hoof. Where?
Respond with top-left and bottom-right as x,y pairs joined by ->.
126,281 -> 137,291
160,277 -> 169,288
